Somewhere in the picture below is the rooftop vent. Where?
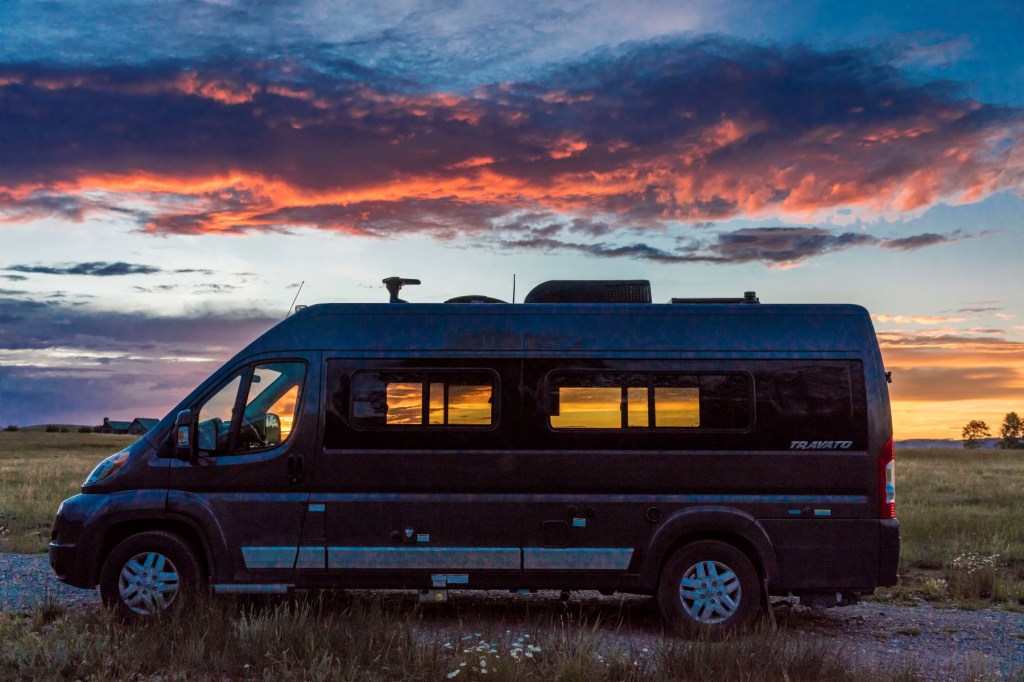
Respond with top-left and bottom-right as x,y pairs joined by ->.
670,291 -> 759,304
524,280 -> 652,304
445,295 -> 508,304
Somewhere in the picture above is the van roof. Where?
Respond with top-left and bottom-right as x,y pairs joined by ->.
244,302 -> 877,356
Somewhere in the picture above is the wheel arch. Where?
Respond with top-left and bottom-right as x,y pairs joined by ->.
640,506 -> 778,588
92,517 -> 213,586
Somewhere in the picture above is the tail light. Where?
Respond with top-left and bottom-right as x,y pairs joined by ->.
878,438 -> 895,519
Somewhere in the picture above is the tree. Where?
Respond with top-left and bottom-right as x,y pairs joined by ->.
999,412 -> 1023,449
962,420 -> 991,449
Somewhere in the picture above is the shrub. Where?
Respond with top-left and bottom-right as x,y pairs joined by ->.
3,424 -> 19,432
946,553 -> 1000,601
78,426 -> 93,433
44,424 -> 60,433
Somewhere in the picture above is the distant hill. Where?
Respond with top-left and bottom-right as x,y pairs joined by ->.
896,438 -> 1001,450
19,424 -> 95,432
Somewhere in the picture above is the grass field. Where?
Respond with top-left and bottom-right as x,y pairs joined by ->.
0,433 -> 136,553
880,447 -> 1024,607
1,433 -> 1021,680
0,591 -> 952,681
1,433 -> 1022,606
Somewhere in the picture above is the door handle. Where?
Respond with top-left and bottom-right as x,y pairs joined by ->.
287,454 -> 303,484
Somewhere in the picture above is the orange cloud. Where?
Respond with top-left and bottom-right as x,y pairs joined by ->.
873,314 -> 967,324
1,43 -> 1021,240
880,330 -> 1024,438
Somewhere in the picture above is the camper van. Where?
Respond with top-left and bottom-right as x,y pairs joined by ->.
49,279 -> 899,633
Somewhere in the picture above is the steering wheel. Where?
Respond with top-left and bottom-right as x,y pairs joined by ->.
239,421 -> 265,449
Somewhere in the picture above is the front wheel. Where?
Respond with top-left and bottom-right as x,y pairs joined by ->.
657,540 -> 761,636
99,531 -> 202,620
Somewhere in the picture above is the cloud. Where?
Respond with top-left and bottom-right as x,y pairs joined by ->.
0,1 -> 720,87
0,37 -> 1020,255
879,232 -> 972,250
878,328 -> 1024,438
714,228 -> 876,264
873,314 -> 967,325
878,330 -> 1024,353
954,306 -> 1002,314
0,296 -> 279,425
496,225 -> 971,265
888,365 -> 1024,402
4,262 -> 215,277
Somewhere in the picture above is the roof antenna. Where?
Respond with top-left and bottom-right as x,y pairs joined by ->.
285,280 -> 305,318
382,276 -> 420,303
512,274 -> 516,304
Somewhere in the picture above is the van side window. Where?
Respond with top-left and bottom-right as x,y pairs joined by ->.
196,361 -> 306,455
352,370 -> 495,428
548,372 -> 750,430
197,373 -> 243,453
237,362 -> 306,450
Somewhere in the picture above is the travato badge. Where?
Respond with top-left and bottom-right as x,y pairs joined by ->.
789,440 -> 854,450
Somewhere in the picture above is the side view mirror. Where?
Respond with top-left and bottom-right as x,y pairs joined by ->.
174,409 -> 196,461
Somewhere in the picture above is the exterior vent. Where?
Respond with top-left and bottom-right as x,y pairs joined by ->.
671,291 -> 760,304
524,280 -> 652,304
445,295 -> 508,304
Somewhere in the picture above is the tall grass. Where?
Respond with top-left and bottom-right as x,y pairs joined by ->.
0,433 -> 135,553
886,448 -> 1024,608
0,592 -> 948,681
897,448 -> 1024,569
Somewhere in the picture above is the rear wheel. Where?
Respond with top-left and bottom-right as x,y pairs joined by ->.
657,540 -> 761,637
100,531 -> 202,620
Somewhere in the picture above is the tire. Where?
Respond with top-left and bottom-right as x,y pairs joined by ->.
657,540 -> 761,637
99,531 -> 202,620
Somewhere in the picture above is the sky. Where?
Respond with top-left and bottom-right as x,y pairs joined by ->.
0,0 -> 1022,439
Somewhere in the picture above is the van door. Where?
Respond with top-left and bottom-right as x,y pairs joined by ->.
167,356 -> 322,584
312,358 -> 522,587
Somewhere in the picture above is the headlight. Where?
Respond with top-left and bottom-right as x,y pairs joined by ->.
84,450 -> 131,486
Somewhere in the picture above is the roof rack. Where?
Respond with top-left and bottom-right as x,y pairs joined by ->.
670,291 -> 759,304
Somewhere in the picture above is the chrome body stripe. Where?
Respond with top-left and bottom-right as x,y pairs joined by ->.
523,547 -> 634,571
296,546 -> 325,569
242,546 -> 296,569
242,546 -> 324,570
213,583 -> 290,594
243,546 -> 634,571
327,547 -> 520,570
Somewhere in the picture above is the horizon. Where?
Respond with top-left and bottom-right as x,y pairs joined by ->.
0,1 -> 1022,439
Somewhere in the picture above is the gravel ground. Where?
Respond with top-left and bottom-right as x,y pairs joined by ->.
2,552 -> 1022,679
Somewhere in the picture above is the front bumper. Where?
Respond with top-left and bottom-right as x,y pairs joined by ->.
48,493 -> 106,588
48,541 -> 91,587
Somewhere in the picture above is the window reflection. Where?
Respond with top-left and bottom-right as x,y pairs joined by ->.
239,362 -> 305,449
448,384 -> 492,425
549,373 -> 718,430
352,371 -> 495,428
654,387 -> 700,427
627,387 -> 649,427
386,382 -> 423,425
268,385 -> 299,438
428,382 -> 445,425
551,387 -> 622,428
